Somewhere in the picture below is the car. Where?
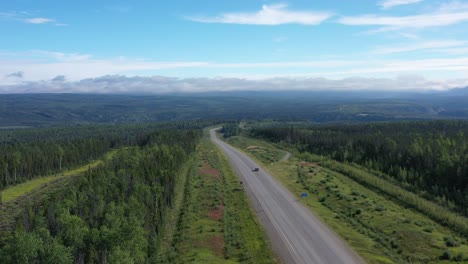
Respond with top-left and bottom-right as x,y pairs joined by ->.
253,168 -> 259,172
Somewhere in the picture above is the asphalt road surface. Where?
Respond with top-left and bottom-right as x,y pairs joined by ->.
210,128 -> 365,264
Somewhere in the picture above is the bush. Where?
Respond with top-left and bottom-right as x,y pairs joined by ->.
375,205 -> 386,212
444,236 -> 459,247
390,240 -> 399,249
423,227 -> 434,233
441,250 -> 451,260
454,252 -> 465,261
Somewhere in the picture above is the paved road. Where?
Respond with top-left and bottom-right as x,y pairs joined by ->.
210,128 -> 365,264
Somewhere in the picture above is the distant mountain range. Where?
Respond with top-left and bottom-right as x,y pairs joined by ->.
445,86 -> 468,95
0,91 -> 467,127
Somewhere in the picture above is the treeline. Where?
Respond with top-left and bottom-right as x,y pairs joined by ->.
0,121 -> 214,189
0,129 -> 200,263
221,123 -> 240,138
249,120 -> 468,215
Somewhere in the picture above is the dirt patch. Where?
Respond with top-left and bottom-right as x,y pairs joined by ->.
209,204 -> 224,221
199,162 -> 220,179
197,235 -> 225,257
299,161 -> 319,167
246,145 -> 263,150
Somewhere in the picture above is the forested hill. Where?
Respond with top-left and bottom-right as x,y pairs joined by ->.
248,120 -> 468,216
1,92 -> 468,127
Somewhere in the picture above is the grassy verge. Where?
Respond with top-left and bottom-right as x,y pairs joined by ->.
225,135 -> 468,263
168,134 -> 277,263
224,136 -> 287,165
318,158 -> 468,238
1,150 -> 117,203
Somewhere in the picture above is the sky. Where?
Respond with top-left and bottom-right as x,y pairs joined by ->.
1,0 -> 468,93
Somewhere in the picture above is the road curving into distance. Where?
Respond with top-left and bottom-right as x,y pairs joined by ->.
210,128 -> 365,264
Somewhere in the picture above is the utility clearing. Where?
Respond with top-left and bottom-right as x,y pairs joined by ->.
0,150 -> 117,232
166,134 -> 277,263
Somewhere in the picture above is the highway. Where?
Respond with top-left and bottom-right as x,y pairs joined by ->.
210,128 -> 365,264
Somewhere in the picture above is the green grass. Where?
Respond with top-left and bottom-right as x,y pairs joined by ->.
225,136 -> 287,165
169,132 -> 277,264
1,150 -> 117,203
225,135 -> 468,264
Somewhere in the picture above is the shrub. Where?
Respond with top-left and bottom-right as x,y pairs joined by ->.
375,205 -> 385,212
454,252 -> 465,261
444,236 -> 459,247
423,226 -> 434,233
441,250 -> 451,260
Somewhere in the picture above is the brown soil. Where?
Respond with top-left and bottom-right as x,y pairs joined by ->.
197,235 -> 225,257
246,145 -> 264,150
199,162 -> 220,179
209,204 -> 224,221
299,161 -> 319,167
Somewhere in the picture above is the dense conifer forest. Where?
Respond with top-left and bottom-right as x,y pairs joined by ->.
0,121 -> 213,190
1,93 -> 468,127
248,121 -> 468,216
0,128 -> 201,263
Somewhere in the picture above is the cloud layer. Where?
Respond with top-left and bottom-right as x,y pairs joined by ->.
1,75 -> 466,94
187,4 -> 332,25
2,49 -> 468,86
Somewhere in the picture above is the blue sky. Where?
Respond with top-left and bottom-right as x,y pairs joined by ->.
1,0 -> 468,92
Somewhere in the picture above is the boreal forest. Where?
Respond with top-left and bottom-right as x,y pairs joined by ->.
1,95 -> 468,263
248,121 -> 468,216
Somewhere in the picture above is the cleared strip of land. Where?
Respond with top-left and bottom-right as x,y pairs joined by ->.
0,150 -> 117,232
167,135 -> 277,263
2,159 -> 104,203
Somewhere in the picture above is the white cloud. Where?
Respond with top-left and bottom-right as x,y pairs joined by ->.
1,11 -> 60,25
5,71 -> 24,78
37,51 -> 93,62
24,17 -> 55,24
0,12 -> 17,20
338,6 -> 468,30
1,75 -> 467,94
2,50 -> 468,87
438,1 -> 468,12
371,40 -> 467,54
187,4 -> 333,25
433,47 -> 468,55
379,0 -> 423,9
